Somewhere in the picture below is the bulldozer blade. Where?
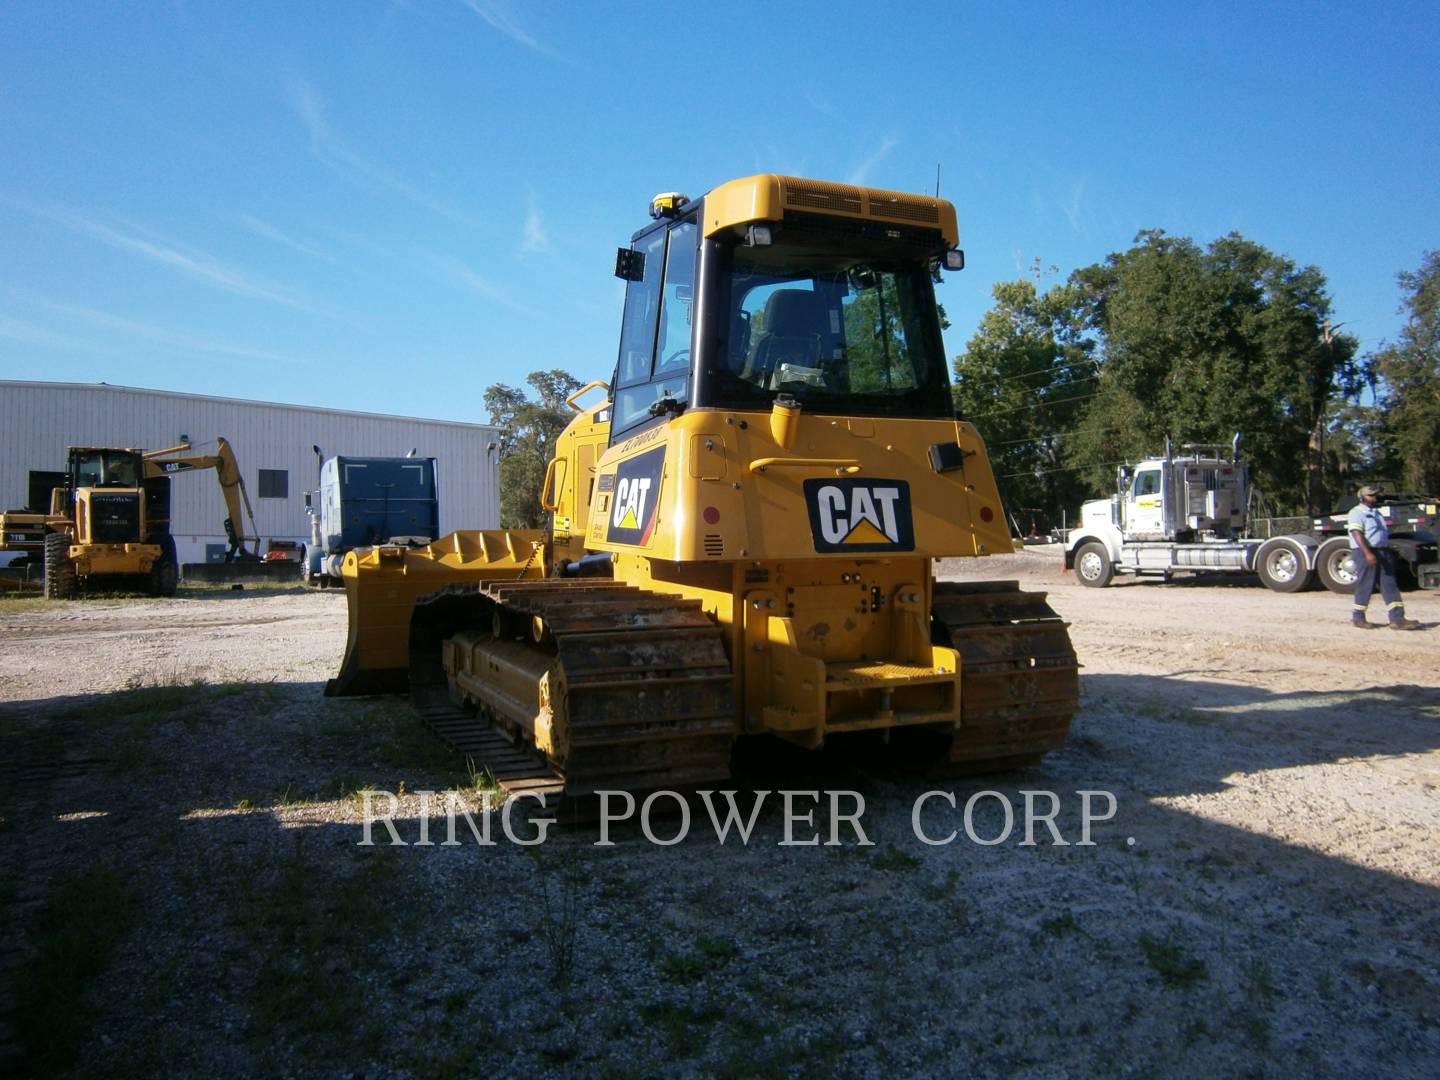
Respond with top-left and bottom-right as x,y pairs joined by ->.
324,529 -> 547,697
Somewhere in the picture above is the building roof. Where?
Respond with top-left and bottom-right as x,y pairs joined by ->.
0,380 -> 499,433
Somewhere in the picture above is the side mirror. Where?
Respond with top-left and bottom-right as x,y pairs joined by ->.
614,247 -> 646,282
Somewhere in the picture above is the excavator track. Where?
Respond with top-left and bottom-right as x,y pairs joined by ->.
931,580 -> 1080,773
409,579 -> 735,815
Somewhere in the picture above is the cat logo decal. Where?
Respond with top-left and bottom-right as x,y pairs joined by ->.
606,447 -> 666,546
803,478 -> 915,553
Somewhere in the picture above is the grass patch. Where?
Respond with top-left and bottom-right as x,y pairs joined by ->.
638,998 -> 724,1055
233,838 -> 413,1066
10,868 -> 138,1078
1139,930 -> 1209,989
1040,910 -> 1082,938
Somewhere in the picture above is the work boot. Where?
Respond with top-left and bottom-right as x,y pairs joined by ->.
1352,620 -> 1379,629
1389,617 -> 1421,631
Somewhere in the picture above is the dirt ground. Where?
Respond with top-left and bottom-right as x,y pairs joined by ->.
1,549 -> 1437,1078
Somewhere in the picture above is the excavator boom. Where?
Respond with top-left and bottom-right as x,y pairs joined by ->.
143,436 -> 260,558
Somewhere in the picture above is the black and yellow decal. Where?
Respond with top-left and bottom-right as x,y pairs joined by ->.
803,478 -> 914,553
606,446 -> 665,546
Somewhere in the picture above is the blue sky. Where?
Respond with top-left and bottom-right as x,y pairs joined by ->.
2,2 -> 1436,423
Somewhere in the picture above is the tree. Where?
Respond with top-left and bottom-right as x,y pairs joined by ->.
483,369 -> 584,528
1065,230 -> 1360,513
1369,251 -> 1440,492
951,276 -> 1097,526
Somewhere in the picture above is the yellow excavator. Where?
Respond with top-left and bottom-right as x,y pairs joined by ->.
0,437 -> 260,598
329,174 -> 1079,800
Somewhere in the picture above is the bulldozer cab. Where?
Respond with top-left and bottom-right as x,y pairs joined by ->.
610,178 -> 958,445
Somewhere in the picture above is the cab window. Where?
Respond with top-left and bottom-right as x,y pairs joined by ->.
613,218 -> 697,438
1133,470 -> 1161,497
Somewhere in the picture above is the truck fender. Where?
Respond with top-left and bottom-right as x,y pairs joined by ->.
1251,533 -> 1320,572
1064,524 -> 1123,570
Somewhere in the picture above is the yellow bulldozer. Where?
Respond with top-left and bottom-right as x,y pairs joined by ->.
328,173 -> 1079,801
0,437 -> 260,598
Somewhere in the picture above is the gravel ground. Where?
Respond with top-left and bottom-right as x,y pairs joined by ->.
1,552 -> 1437,1078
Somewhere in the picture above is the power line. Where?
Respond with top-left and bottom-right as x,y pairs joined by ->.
990,422 -> 1139,448
967,389 -> 1103,418
956,354 -> 1102,387
997,458 -> 1131,480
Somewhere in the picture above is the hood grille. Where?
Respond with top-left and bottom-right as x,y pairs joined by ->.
783,179 -> 941,226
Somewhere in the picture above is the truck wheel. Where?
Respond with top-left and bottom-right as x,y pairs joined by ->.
1257,539 -> 1314,593
1316,538 -> 1359,594
300,546 -> 313,585
1074,542 -> 1114,588
43,533 -> 77,600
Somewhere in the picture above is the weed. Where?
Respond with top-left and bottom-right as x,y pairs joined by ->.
1244,958 -> 1276,1005
871,842 -> 921,872
234,797 -> 255,812
529,842 -> 583,988
1241,1011 -> 1272,1048
695,934 -> 739,962
922,868 -> 960,901
639,998 -> 723,1054
1139,931 -> 1208,989
660,951 -> 709,981
1040,910 -> 1082,938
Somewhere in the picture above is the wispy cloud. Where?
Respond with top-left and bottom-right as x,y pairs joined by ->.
416,249 -> 535,314
0,312 -> 106,352
519,192 -> 550,256
8,289 -> 313,365
10,199 -> 312,310
1063,178 -> 1088,234
237,213 -> 337,264
803,90 -> 838,117
461,0 -> 562,59
293,80 -> 475,225
847,136 -> 900,187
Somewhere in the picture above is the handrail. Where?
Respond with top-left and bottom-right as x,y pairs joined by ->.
565,380 -> 611,413
748,457 -> 861,475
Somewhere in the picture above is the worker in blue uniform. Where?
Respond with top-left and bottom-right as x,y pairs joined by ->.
1347,485 -> 1420,630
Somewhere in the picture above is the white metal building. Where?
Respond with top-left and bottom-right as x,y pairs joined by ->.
0,381 -> 502,565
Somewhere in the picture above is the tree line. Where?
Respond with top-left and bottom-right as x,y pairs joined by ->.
954,238 -> 1439,521
484,244 -> 1438,528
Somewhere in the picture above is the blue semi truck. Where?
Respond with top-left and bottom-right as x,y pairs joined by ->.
301,455 -> 440,586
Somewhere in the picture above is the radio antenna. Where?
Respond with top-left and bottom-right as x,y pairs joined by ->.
935,163 -> 942,197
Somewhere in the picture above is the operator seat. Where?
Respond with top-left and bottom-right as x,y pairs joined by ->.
743,289 -> 828,387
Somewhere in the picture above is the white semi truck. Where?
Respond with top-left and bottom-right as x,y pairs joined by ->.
1064,440 -> 1440,592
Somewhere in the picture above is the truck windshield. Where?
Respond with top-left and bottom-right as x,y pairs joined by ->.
698,221 -> 952,418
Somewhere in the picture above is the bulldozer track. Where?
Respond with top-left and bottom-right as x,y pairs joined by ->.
410,580 -> 735,815
932,580 -> 1080,773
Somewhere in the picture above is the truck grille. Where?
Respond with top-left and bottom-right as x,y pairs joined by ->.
89,493 -> 141,543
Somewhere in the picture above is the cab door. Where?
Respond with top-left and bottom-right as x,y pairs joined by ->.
1127,467 -> 1165,539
